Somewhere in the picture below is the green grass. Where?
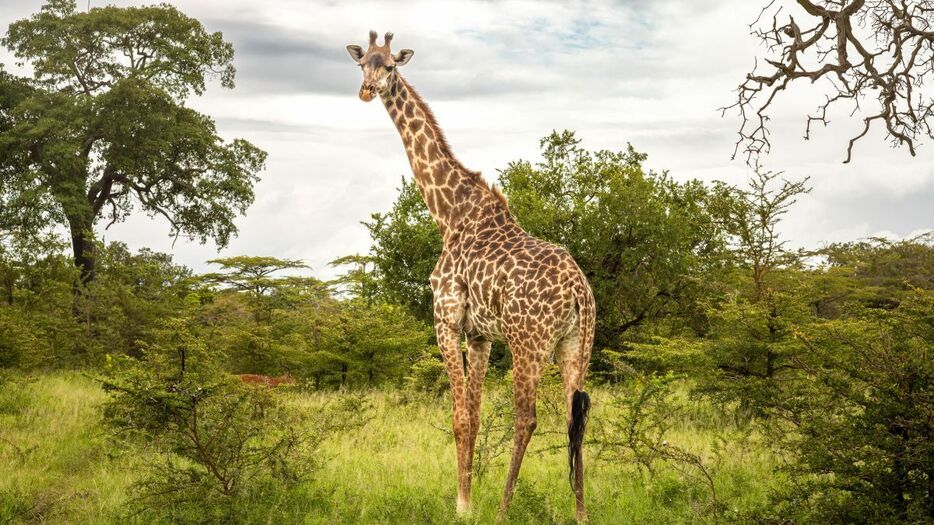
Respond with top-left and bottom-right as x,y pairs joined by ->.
0,372 -> 780,524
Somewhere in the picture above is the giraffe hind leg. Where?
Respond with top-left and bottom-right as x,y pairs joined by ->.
557,332 -> 590,522
498,342 -> 549,519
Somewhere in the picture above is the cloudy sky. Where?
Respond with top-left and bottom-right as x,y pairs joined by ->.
2,0 -> 933,278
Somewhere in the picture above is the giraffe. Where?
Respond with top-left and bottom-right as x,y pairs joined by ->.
346,31 -> 595,521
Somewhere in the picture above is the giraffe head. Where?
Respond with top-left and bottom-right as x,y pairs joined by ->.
346,30 -> 414,102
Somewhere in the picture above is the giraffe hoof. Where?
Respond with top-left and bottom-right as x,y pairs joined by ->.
456,497 -> 471,515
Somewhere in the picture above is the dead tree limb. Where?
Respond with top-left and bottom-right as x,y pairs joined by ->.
723,0 -> 934,163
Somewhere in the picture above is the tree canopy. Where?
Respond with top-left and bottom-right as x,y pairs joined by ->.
0,0 -> 266,286
500,131 -> 728,350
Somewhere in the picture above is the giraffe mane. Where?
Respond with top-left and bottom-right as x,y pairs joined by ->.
400,77 -> 511,211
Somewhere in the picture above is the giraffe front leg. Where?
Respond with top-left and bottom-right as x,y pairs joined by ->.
465,336 -> 492,481
435,323 -> 472,515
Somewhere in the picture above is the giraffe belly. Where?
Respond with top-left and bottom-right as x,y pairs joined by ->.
464,302 -> 504,341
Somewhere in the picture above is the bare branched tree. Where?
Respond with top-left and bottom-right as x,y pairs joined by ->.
723,0 -> 934,163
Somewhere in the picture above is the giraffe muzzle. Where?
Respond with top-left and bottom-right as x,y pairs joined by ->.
359,84 -> 377,102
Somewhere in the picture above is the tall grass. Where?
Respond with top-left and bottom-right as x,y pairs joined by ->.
0,372 -> 779,524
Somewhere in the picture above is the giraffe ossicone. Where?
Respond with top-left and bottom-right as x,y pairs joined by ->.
345,30 -> 595,522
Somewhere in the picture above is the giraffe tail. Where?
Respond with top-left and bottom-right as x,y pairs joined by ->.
568,390 -> 590,486
568,274 -> 594,488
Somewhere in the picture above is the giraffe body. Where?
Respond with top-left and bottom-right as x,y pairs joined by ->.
346,31 -> 594,522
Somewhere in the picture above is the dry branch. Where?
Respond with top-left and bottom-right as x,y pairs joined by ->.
723,0 -> 934,163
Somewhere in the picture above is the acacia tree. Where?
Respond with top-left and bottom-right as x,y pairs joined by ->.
203,256 -> 308,299
700,167 -> 811,414
0,0 -> 266,287
726,0 -> 934,163
710,165 -> 811,301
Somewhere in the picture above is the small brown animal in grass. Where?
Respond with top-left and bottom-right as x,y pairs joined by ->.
237,371 -> 295,388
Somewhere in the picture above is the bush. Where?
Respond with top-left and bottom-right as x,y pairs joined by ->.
404,348 -> 447,396
755,288 -> 934,524
592,371 -> 722,521
99,318 -> 368,522
0,308 -> 50,369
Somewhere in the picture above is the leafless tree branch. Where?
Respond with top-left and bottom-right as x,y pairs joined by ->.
722,0 -> 934,163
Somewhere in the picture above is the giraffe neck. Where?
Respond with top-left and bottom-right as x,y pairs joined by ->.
380,75 -> 494,237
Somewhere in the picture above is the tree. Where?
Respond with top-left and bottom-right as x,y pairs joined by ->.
500,131 -> 728,351
0,68 -> 58,240
204,256 -> 308,299
363,177 -> 442,322
822,232 -> 934,309
700,167 -> 811,413
325,300 -> 432,388
725,0 -> 934,163
90,242 -> 197,358
709,165 -> 811,301
0,0 -> 266,287
760,288 -> 934,523
198,255 -> 338,377
328,254 -> 381,303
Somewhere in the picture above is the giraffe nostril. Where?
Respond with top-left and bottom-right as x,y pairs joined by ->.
359,85 -> 376,102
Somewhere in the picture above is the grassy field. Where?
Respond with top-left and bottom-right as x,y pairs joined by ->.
0,371 -> 780,524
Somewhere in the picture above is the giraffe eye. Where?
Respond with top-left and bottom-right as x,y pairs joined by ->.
385,65 -> 395,72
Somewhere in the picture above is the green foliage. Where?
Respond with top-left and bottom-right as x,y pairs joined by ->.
592,371 -> 722,520
3,0 -> 235,97
405,348 -> 447,395
0,307 -> 51,368
314,300 -> 432,389
83,242 -> 198,358
204,255 -> 309,299
0,67 -> 59,238
499,130 -> 727,351
698,169 -> 812,416
707,166 -> 810,300
0,0 -> 265,285
823,233 -> 934,309
363,177 -> 441,322
329,254 -> 382,302
757,288 -> 934,524
0,231 -> 79,366
98,319 -> 369,522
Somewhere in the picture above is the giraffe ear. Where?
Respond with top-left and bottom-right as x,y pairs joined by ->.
393,49 -> 414,66
346,45 -> 365,63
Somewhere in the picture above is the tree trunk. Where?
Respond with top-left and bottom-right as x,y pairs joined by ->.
67,212 -> 96,288
3,275 -> 12,305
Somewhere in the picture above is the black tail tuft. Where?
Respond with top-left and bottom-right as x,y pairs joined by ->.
568,390 -> 591,487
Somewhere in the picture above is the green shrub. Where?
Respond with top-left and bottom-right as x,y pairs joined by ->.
0,308 -> 50,368
405,348 -> 447,396
592,371 -> 722,521
754,288 -> 934,524
98,318 -> 369,522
